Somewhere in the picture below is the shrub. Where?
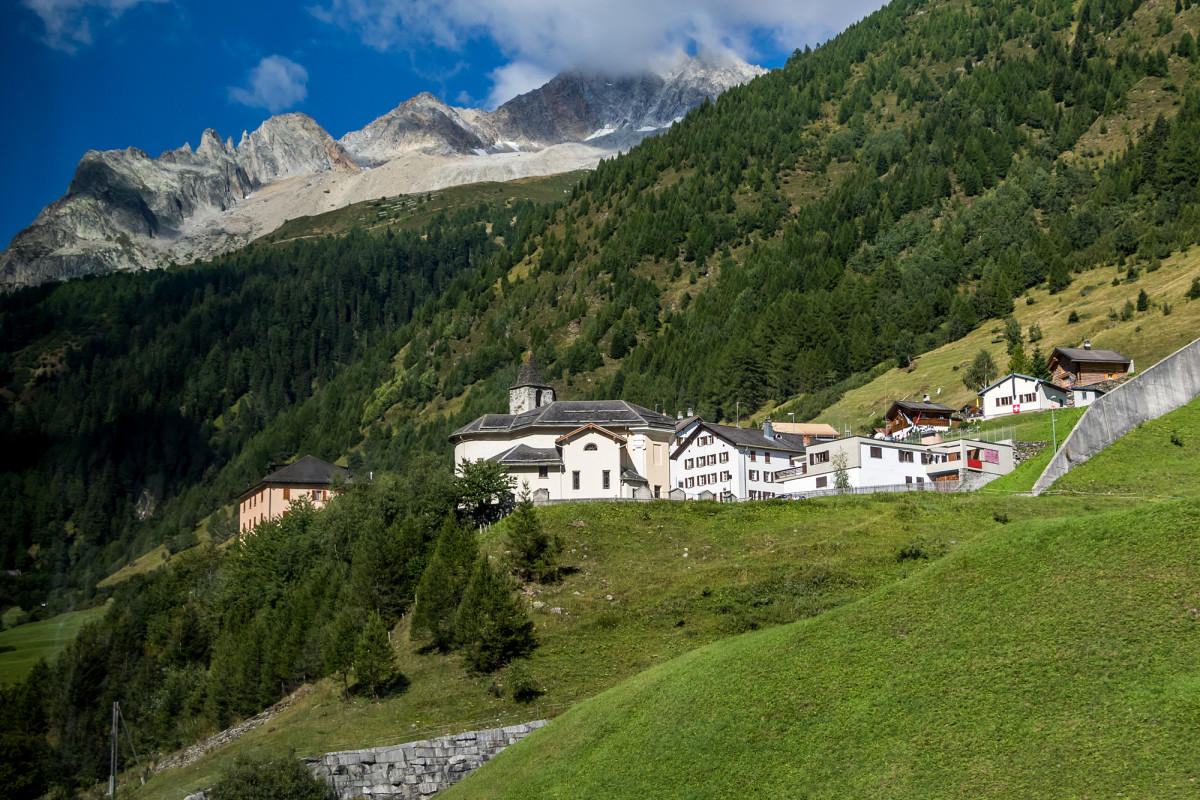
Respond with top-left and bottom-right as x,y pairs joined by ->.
507,659 -> 543,702
897,540 -> 929,561
210,754 -> 332,800
1170,431 -> 1184,447
1067,310 -> 1080,323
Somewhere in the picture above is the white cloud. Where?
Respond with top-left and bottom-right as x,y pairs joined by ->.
229,56 -> 309,114
311,0 -> 886,104
23,0 -> 168,53
485,62 -> 555,108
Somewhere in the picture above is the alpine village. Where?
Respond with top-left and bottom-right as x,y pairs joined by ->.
6,0 -> 1200,797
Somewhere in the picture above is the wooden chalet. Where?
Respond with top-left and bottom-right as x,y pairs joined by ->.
1047,342 -> 1132,387
884,398 -> 955,435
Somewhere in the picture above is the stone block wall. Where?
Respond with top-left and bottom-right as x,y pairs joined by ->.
307,721 -> 547,799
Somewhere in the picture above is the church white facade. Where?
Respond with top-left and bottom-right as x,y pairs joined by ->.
449,354 -> 675,501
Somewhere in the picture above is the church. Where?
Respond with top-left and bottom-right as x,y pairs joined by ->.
449,354 -> 675,501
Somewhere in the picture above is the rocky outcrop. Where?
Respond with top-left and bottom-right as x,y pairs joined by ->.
1,53 -> 764,289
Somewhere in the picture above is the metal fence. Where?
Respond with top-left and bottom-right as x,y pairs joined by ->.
915,424 -> 1016,444
776,480 -> 963,501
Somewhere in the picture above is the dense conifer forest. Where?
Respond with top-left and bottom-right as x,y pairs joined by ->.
6,0 -> 1200,792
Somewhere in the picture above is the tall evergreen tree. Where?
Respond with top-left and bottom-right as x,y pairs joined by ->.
454,557 -> 536,672
505,485 -> 562,583
411,516 -> 479,651
353,611 -> 397,698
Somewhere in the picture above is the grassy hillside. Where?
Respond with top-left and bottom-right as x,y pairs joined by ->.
799,252 -> 1200,433
0,602 -> 109,683
446,495 -> 1200,799
1051,394 -> 1200,496
124,492 -> 1132,800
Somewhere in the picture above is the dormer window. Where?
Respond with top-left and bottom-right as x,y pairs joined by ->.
584,443 -> 598,451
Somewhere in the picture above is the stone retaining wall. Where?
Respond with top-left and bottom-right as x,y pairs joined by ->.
307,721 -> 548,799
1032,336 -> 1200,494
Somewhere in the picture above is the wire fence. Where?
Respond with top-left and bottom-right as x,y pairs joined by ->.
776,480 -> 963,501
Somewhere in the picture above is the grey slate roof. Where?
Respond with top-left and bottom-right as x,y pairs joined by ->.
620,468 -> 648,483
486,444 -> 563,466
511,353 -> 551,389
451,400 -> 674,440
241,455 -> 351,499
670,421 -> 808,459
675,415 -> 701,433
1051,346 -> 1131,364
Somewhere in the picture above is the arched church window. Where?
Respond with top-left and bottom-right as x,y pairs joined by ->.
584,443 -> 598,451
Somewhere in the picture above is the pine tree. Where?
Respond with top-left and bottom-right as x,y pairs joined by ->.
1030,345 -> 1051,380
323,608 -> 360,699
353,611 -> 397,698
1186,277 -> 1200,300
505,485 -> 562,583
1137,289 -> 1150,311
1048,256 -> 1071,294
454,557 -> 536,672
411,516 -> 478,651
1008,344 -> 1033,376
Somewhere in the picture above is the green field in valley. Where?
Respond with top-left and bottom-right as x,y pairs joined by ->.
0,603 -> 109,684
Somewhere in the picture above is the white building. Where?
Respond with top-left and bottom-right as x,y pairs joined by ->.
449,355 -> 675,501
978,372 -> 1068,419
670,418 -> 809,500
775,436 -> 1014,496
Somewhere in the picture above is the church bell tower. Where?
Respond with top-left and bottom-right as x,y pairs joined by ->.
509,353 -> 554,415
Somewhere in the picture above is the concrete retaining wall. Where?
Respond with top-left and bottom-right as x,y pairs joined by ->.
307,721 -> 547,799
1032,336 -> 1200,495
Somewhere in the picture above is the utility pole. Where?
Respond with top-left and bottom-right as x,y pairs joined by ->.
109,702 -> 118,797
736,401 -> 740,427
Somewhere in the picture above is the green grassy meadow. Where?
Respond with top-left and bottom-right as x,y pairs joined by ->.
446,494 -> 1200,799
126,492 -> 1136,800
0,602 -> 109,684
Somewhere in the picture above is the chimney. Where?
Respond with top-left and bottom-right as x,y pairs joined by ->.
687,407 -> 694,417
763,418 -> 774,439
1083,340 -> 1092,350
677,410 -> 683,420
923,393 -> 930,403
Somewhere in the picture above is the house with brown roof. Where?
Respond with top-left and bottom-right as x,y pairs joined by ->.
1048,342 -> 1133,387
450,354 -> 675,500
883,398 -> 956,437
238,455 -> 351,533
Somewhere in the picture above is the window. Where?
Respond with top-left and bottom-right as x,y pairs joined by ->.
602,470 -> 610,490
698,475 -> 707,486
572,471 -> 580,490
654,485 -> 661,498
283,488 -> 291,500
906,476 -> 913,484
584,443 -> 598,451
710,472 -> 717,483
721,471 -> 731,481
710,454 -> 718,466
539,465 -> 549,479
899,450 -> 914,463
917,477 -> 924,484
749,470 -> 759,481
811,451 -> 830,464
764,472 -> 773,483
720,452 -> 729,463
312,489 -> 323,501
816,476 -> 828,488
764,452 -> 771,463
686,477 -> 695,488
686,458 -> 694,469
750,451 -> 757,462
870,446 -> 882,459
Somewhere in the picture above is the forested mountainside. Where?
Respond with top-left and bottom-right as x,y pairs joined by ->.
6,0 -> 1200,791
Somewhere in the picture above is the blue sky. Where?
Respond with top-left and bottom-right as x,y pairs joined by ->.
0,0 -> 886,247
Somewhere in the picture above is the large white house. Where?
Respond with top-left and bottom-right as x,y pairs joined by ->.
670,418 -> 810,500
449,355 -> 675,500
774,436 -> 1014,496
978,372 -> 1068,419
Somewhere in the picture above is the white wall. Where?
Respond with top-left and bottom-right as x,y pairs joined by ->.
980,375 -> 1066,419
671,432 -> 804,499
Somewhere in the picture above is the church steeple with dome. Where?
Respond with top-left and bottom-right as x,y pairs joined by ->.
509,353 -> 554,415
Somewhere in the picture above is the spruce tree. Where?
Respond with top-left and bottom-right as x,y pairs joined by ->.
1048,256 -> 1071,294
1137,289 -> 1150,311
411,516 -> 478,651
454,557 -> 536,672
506,485 -> 562,583
353,611 -> 397,698
1008,344 -> 1032,376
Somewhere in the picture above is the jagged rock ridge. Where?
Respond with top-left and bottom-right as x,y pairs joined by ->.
1,53 -> 764,289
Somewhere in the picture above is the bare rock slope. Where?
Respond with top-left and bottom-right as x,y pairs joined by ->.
1,53 -> 764,289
